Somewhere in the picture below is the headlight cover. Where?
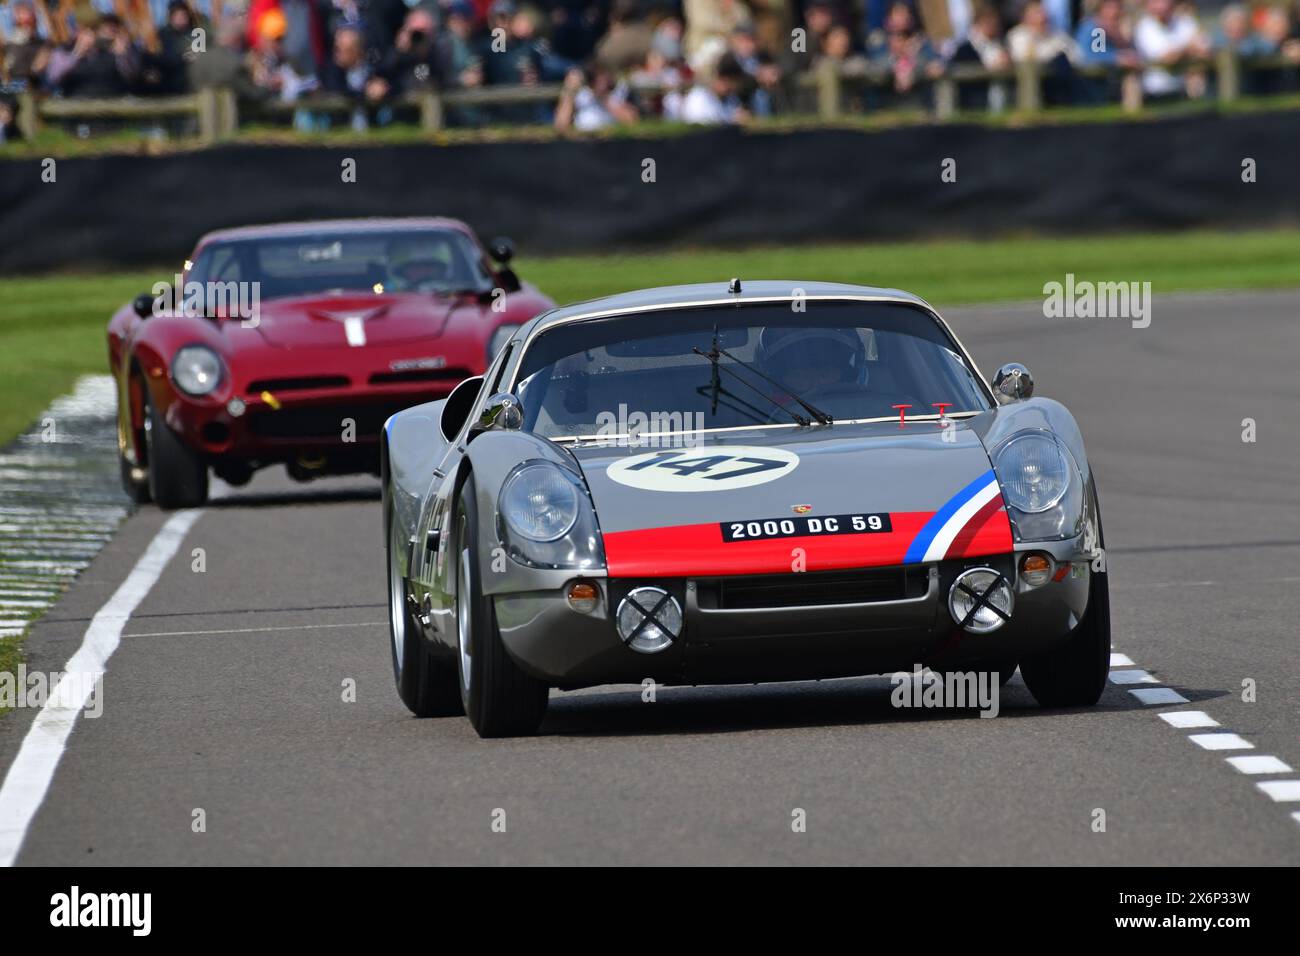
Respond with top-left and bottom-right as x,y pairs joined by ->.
497,461 -> 605,570
171,345 -> 224,397
488,324 -> 519,365
993,431 -> 1083,542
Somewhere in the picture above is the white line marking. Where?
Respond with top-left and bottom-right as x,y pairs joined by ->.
1109,669 -> 1158,684
1188,733 -> 1254,751
1158,710 -> 1219,729
1110,653 -> 1134,666
1129,687 -> 1189,705
0,509 -> 201,867
1256,781 -> 1300,802
0,600 -> 50,609
124,621 -> 385,638
1226,755 -> 1292,775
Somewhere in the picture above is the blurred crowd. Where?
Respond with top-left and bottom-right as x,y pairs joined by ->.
4,0 -> 1300,138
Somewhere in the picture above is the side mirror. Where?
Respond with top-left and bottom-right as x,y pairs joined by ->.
440,374 -> 485,442
992,363 -> 1034,402
487,237 -> 514,264
132,293 -> 156,318
474,392 -> 524,433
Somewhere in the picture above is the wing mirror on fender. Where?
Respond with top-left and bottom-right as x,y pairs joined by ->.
132,293 -> 156,318
992,363 -> 1034,403
475,393 -> 524,433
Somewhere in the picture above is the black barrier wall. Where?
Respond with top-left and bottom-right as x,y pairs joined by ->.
2,110 -> 1298,274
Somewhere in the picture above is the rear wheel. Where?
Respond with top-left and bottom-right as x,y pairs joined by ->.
143,394 -> 209,509
387,502 -> 462,717
455,474 -> 549,738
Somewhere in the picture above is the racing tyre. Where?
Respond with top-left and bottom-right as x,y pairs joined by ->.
1020,512 -> 1110,707
143,394 -> 209,509
387,502 -> 462,717
454,474 -> 549,737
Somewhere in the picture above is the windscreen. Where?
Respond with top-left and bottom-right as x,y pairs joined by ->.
188,229 -> 494,299
513,301 -> 993,439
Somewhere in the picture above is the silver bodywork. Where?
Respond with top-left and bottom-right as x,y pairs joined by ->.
382,282 -> 1102,688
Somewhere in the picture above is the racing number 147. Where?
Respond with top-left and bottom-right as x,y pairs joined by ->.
625,451 -> 786,481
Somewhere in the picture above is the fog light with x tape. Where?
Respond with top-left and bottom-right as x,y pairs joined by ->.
615,586 -> 682,654
948,567 -> 1014,634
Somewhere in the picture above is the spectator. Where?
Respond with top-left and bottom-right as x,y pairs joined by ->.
481,2 -> 540,86
190,16 -> 257,97
554,61 -> 637,129
951,4 -> 1010,71
1133,0 -> 1211,99
1,0 -> 48,89
248,7 -> 318,102
595,0 -> 653,72
321,25 -> 382,100
549,1 -> 604,64
1075,0 -> 1139,67
1006,0 -> 1078,65
145,0 -> 195,94
672,50 -> 749,122
948,5 -> 1010,109
435,1 -> 483,91
684,0 -> 752,73
802,0 -> 839,57
377,6 -> 443,96
867,2 -> 944,100
48,14 -> 140,98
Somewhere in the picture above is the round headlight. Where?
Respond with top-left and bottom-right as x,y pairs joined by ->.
172,346 -> 223,397
994,433 -> 1072,514
488,324 -> 519,364
500,463 -> 579,542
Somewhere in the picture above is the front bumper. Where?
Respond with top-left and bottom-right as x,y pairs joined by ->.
493,546 -> 1094,689
163,375 -> 465,467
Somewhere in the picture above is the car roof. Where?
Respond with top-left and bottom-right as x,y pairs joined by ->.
195,217 -> 476,246
521,280 -> 936,336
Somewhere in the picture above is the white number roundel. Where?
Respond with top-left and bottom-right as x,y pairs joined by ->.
605,445 -> 800,492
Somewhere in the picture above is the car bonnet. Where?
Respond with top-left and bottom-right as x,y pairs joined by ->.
567,419 -> 1013,577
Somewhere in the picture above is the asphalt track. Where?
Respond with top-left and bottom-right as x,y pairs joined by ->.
2,289 -> 1299,866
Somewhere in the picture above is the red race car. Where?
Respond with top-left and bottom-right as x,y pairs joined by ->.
107,218 -> 554,508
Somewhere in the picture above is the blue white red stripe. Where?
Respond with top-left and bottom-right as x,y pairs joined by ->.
903,470 -> 1004,564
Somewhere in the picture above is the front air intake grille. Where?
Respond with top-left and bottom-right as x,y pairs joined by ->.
248,403 -> 410,439
247,376 -> 350,393
368,368 -> 471,386
706,567 -> 925,610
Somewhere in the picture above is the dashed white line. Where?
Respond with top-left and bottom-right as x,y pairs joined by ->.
1109,669 -> 1158,685
1188,733 -> 1255,751
1226,756 -> 1293,775
1128,687 -> 1190,706
1256,781 -> 1300,802
1110,653 -> 1135,667
1158,710 -> 1219,729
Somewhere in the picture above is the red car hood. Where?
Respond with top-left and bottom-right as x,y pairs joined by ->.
252,292 -> 463,349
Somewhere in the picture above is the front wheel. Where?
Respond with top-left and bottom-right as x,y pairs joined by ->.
1020,563 -> 1110,708
144,394 -> 209,509
455,474 -> 549,738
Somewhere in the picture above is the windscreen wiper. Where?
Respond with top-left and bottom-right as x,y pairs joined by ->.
693,329 -> 834,426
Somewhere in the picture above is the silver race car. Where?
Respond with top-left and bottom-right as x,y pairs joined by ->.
382,281 -> 1109,736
